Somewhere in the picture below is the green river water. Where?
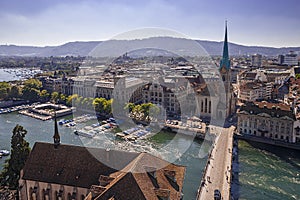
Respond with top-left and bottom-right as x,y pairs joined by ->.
1,112 -> 299,199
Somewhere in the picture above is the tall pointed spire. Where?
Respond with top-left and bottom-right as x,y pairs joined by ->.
53,112 -> 60,148
220,21 -> 230,71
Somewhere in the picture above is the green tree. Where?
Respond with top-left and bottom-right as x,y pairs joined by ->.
132,104 -> 142,119
22,79 -> 42,102
51,92 -> 59,103
93,98 -> 107,114
0,82 -> 11,100
8,85 -> 21,99
39,90 -> 50,102
124,103 -> 135,113
66,94 -> 78,106
105,99 -> 113,115
75,96 -> 84,107
0,125 -> 31,189
23,78 -> 42,90
82,97 -> 93,109
59,93 -> 66,104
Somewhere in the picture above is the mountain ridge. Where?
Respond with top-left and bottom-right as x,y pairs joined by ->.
0,38 -> 299,57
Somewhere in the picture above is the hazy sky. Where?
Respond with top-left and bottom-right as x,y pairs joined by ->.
0,0 -> 299,47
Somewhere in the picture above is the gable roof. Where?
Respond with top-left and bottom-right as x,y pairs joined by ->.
22,142 -> 139,188
238,101 -> 295,120
94,153 -> 185,200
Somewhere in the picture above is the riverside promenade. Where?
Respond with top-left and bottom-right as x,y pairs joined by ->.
197,126 -> 235,200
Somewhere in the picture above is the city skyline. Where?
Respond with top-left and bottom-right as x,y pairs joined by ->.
0,0 -> 300,48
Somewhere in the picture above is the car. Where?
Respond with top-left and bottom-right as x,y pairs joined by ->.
214,189 -> 222,200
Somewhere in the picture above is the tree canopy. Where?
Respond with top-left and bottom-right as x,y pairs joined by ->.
0,82 -> 11,100
0,125 -> 31,189
22,79 -> 42,102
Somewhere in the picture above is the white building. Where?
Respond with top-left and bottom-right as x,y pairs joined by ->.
237,101 -> 297,143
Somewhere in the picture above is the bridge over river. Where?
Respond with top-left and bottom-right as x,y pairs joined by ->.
197,126 -> 235,200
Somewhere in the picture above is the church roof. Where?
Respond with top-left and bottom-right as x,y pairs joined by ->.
22,142 -> 139,188
21,142 -> 186,200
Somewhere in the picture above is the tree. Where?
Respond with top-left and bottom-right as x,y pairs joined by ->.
22,79 -> 42,102
82,97 -> 93,109
0,125 -> 31,189
124,103 -> 135,113
105,99 -> 113,115
0,82 -> 11,100
59,94 -> 66,104
8,85 -> 21,99
93,98 -> 107,114
51,92 -> 59,103
39,90 -> 50,102
66,94 -> 78,106
23,78 -> 42,90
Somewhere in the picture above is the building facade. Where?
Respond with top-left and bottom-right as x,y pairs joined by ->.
237,101 -> 297,143
251,54 -> 262,68
238,81 -> 273,102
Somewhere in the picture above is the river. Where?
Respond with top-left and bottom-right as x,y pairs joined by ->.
238,140 -> 300,200
1,112 -> 299,199
0,112 -> 205,200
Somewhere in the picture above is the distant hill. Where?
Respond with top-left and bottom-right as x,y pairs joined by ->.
0,38 -> 299,57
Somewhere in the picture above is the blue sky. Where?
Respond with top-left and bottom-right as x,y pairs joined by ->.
0,0 -> 299,47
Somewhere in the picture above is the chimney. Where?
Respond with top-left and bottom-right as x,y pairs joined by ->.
99,175 -> 114,187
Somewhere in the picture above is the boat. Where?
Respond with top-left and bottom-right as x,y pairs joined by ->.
0,149 -> 10,156
74,130 -> 96,138
116,132 -> 126,139
58,119 -> 66,125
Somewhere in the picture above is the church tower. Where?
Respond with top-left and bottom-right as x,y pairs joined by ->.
219,21 -> 233,118
53,112 -> 60,148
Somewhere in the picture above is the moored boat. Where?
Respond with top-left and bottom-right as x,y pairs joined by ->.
0,149 -> 10,156
74,130 -> 96,138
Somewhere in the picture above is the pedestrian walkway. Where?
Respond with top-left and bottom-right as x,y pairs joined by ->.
197,126 -> 235,200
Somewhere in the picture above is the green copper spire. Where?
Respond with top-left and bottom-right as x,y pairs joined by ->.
53,112 -> 60,148
220,21 -> 230,71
